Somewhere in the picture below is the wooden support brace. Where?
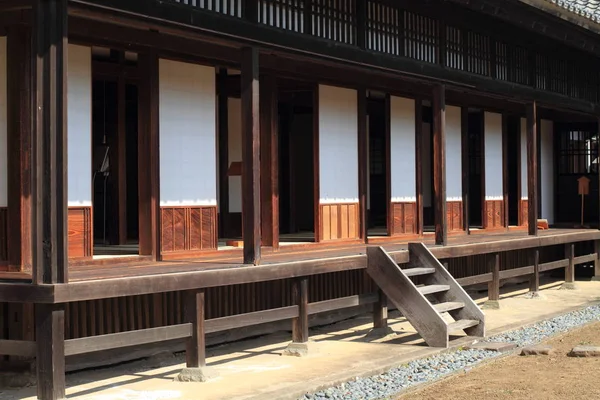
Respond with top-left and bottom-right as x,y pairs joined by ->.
36,304 -> 65,400
565,243 -> 575,284
185,290 -> 206,368
485,253 -> 500,308
291,278 -> 309,343
372,288 -> 388,330
529,248 -> 540,294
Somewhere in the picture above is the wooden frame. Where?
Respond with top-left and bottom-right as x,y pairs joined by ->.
313,84 -> 321,243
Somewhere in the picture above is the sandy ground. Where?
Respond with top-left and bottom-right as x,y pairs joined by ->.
401,322 -> 600,400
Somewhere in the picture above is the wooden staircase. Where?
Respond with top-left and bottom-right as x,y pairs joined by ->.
367,243 -> 485,348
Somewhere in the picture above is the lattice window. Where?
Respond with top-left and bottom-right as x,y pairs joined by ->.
259,0 -> 305,32
311,0 -> 356,45
404,11 -> 438,64
465,31 -> 489,76
367,1 -> 402,56
558,129 -> 599,175
446,25 -> 462,70
170,0 -> 243,17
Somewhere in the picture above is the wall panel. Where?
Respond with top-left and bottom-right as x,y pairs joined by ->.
389,96 -> 415,202
161,206 -> 218,253
446,105 -> 462,201
484,112 -> 504,229
319,203 -> 359,241
0,37 -> 7,208
68,207 -> 93,259
389,202 -> 416,235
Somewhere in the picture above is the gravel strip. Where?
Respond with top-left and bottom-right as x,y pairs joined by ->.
300,304 -> 600,400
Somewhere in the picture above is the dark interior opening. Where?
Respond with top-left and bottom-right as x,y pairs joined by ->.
468,110 -> 484,228
92,78 -> 139,255
278,90 -> 315,241
507,116 -> 520,226
367,96 -> 388,234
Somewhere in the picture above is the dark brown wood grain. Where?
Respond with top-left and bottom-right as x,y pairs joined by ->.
484,200 -> 504,229
6,25 -> 32,273
35,303 -> 65,400
446,201 -> 463,231
160,207 -> 217,254
358,88 -> 368,242
260,75 -> 279,248
526,102 -> 538,236
185,290 -> 206,368
320,203 -> 360,241
217,69 -> 230,238
488,253 -> 500,301
372,289 -> 388,329
67,207 -> 93,259
241,47 -> 261,265
389,202 -> 417,236
519,199 -> 529,227
291,278 -> 308,343
530,249 -> 540,293
565,243 -> 574,284
433,85 -> 447,245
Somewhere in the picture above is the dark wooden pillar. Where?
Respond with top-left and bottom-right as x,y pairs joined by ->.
373,289 -> 388,329
32,0 -> 68,284
138,53 -> 161,260
501,113 -> 509,230
217,69 -> 229,238
260,75 -> 279,249
6,25 -> 32,273
241,47 -> 261,265
594,240 -> 600,278
432,85 -> 447,245
185,290 -> 206,368
598,118 -> 600,231
460,107 -> 469,234
530,248 -> 540,294
488,253 -> 500,303
36,304 -> 65,400
291,278 -> 309,343
565,243 -> 575,284
526,102 -> 538,236
115,75 -> 128,244
358,88 -> 368,242
415,98 -> 424,236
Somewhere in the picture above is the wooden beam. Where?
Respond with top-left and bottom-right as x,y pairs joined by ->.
241,47 -> 261,265
6,25 -> 32,273
260,75 -> 279,249
185,290 -> 206,368
358,88 -> 368,242
32,0 -> 68,284
526,102 -> 538,236
488,253 -> 500,302
460,107 -> 469,234
35,303 -> 65,400
433,85 -> 447,245
502,113 -> 509,230
217,69 -> 230,238
137,53 -> 161,259
415,98 -> 424,236
565,243 -> 575,284
372,289 -> 388,330
291,278 -> 308,343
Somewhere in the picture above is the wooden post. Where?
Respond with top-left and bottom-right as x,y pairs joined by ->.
115,74 -> 128,244
36,304 -> 65,400
526,102 -> 538,236
461,107 -> 469,234
373,289 -> 388,330
241,47 -> 261,265
598,117 -> 600,231
564,243 -> 576,289
138,53 -> 160,260
594,240 -> 600,279
432,85 -> 447,245
415,97 -> 423,236
501,113 -> 509,230
291,278 -> 309,344
32,0 -> 68,284
484,253 -> 500,309
6,25 -> 32,273
529,248 -> 540,294
217,69 -> 230,237
260,75 -> 279,249
358,88 -> 368,242
185,290 -> 206,368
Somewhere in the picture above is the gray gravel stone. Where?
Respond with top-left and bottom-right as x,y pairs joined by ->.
300,304 -> 600,400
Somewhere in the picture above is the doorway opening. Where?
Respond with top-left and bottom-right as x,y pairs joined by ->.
367,93 -> 388,236
468,110 -> 484,228
507,116 -> 520,226
278,86 -> 315,244
91,51 -> 140,257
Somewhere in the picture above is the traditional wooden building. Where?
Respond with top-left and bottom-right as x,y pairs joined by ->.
2,0 -> 600,399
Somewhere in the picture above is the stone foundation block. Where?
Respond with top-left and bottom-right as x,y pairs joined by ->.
174,367 -> 219,382
482,300 -> 500,310
521,345 -> 555,356
282,341 -> 314,357
568,346 -> 600,357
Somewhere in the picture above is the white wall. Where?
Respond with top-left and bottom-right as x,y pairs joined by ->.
159,59 -> 217,206
318,85 -> 359,203
540,119 -> 554,224
390,96 -> 415,202
0,37 -> 6,207
422,122 -> 432,207
68,44 -> 92,207
228,98 -> 242,213
520,118 -> 527,199
446,106 -> 462,201
484,112 -> 503,200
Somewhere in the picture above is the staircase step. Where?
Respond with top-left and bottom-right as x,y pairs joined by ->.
402,267 -> 436,277
433,302 -> 465,313
418,284 -> 450,295
447,319 -> 480,332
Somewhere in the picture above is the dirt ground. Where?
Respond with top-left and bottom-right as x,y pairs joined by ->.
400,321 -> 600,400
